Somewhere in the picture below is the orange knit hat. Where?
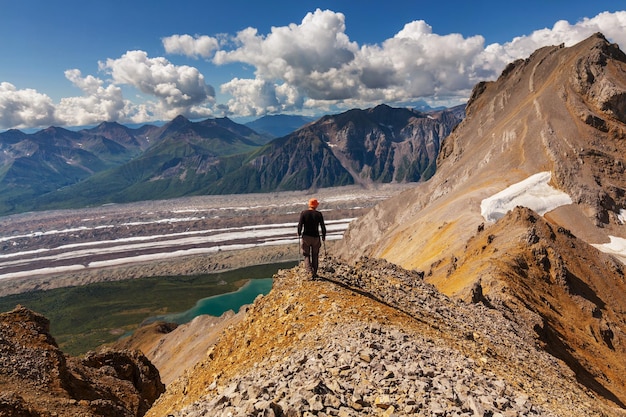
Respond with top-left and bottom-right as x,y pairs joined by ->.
308,198 -> 319,208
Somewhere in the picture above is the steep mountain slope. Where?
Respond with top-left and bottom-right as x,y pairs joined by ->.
206,105 -> 461,193
319,104 -> 460,184
338,33 -> 626,407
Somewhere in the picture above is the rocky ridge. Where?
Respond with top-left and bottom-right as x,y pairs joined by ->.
0,306 -> 164,416
333,33 -> 626,410
146,256 -> 623,416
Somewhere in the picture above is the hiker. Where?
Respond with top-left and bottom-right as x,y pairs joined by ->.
297,198 -> 327,279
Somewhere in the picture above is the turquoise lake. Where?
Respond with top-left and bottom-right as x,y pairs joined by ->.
146,278 -> 274,325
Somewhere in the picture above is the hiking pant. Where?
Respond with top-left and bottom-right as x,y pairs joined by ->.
301,235 -> 322,276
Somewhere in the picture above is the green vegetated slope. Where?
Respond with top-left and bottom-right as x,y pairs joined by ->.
0,262 -> 295,356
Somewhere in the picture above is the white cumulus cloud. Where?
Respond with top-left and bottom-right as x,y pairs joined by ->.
162,34 -> 220,58
0,82 -> 58,129
56,69 -> 132,126
99,50 -> 216,119
2,10 -> 626,130
213,9 -> 359,105
207,11 -> 490,114
99,51 -> 215,118
220,77 -> 304,117
354,20 -> 488,101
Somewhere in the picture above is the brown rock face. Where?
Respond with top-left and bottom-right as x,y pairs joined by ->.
445,207 -> 626,407
338,33 -> 626,409
0,305 -> 165,416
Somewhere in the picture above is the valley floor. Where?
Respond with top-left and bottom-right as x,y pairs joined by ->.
0,184 -> 411,297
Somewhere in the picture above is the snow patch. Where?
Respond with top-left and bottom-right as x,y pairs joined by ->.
618,209 -> 626,225
480,172 -> 573,223
592,236 -> 626,265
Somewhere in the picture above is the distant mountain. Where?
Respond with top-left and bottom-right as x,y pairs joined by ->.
339,33 -> 626,406
244,114 -> 316,139
316,104 -> 458,183
0,107 -> 462,215
0,124 -> 146,213
411,99 -> 447,112
30,116 -> 266,210
181,105 -> 462,194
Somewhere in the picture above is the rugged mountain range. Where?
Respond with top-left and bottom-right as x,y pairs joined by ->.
142,33 -> 626,416
0,116 -> 268,213
4,32 -> 625,417
0,106 -> 462,214
337,32 -> 626,408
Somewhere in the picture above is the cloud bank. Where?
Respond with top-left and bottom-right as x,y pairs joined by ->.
1,9 -> 626,129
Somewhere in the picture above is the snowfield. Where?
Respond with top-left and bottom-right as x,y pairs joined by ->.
592,236 -> 626,264
481,171 -> 626,264
480,172 -> 572,222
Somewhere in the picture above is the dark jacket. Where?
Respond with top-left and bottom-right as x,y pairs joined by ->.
298,209 -> 326,239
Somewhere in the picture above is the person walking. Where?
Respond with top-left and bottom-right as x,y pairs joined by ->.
297,198 -> 327,279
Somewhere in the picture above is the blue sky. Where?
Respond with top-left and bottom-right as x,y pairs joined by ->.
1,1 -> 625,130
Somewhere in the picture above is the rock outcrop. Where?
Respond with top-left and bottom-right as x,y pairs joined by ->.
0,305 -> 164,416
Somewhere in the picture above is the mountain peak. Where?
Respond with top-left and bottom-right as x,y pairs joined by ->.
171,114 -> 191,124
95,120 -> 124,129
338,32 -> 626,407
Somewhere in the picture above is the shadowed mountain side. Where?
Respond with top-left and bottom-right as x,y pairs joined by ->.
316,104 -> 458,184
206,130 -> 355,194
